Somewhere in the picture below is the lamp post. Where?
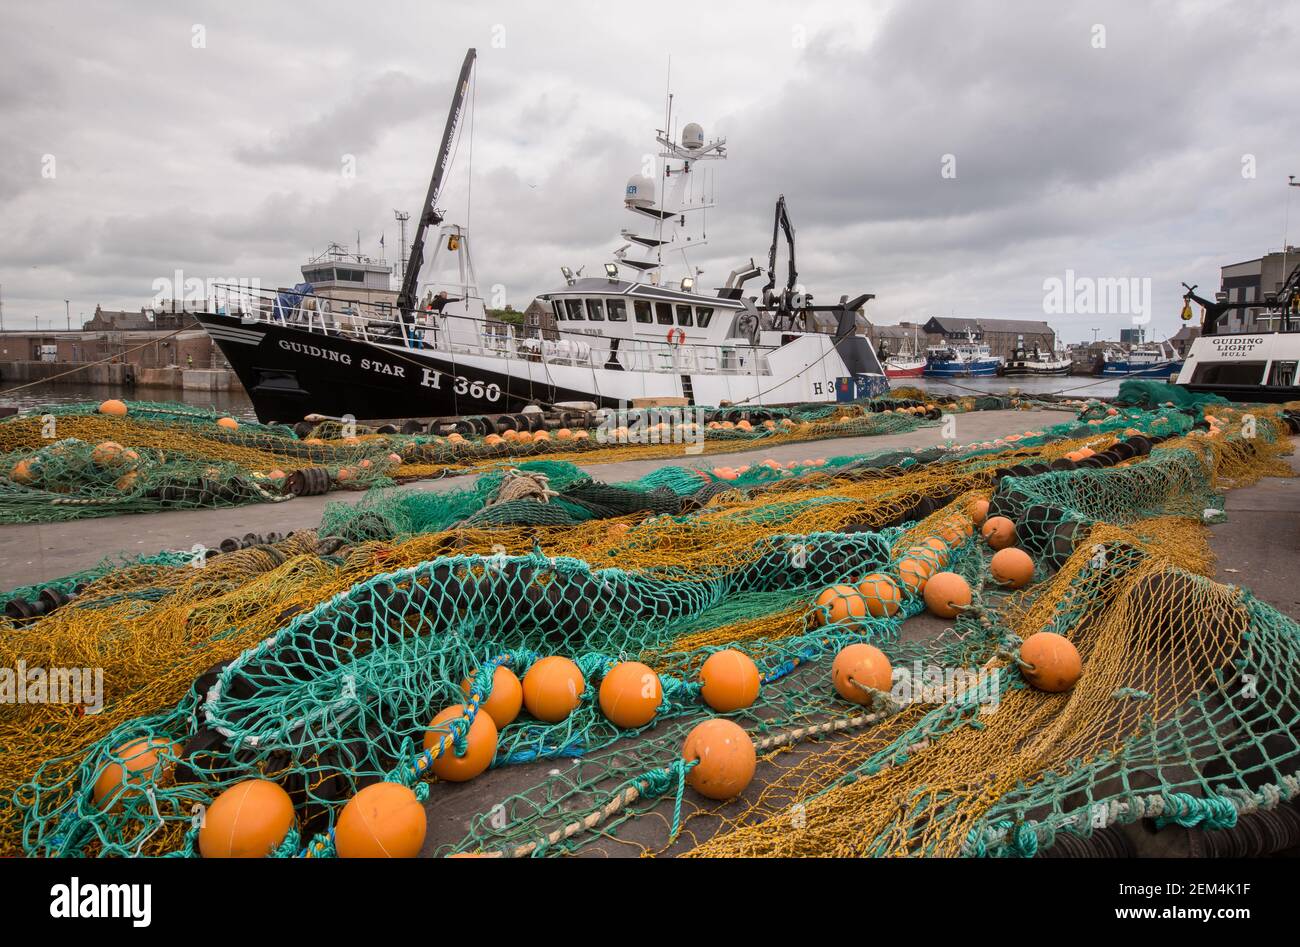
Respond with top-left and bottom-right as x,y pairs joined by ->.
65,299 -> 70,331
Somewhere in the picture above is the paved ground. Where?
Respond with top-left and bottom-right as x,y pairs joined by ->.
0,407 -> 1070,588
1209,441 -> 1300,619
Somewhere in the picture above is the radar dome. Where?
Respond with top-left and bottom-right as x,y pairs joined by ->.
681,123 -> 704,150
625,173 -> 655,208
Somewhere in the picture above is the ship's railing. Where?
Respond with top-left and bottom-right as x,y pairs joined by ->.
243,292 -> 773,377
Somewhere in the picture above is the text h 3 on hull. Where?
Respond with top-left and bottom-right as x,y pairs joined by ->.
196,48 -> 884,424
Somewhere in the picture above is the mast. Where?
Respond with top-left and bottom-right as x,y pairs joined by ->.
397,48 -> 476,319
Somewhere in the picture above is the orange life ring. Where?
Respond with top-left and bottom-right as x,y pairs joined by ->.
667,328 -> 687,345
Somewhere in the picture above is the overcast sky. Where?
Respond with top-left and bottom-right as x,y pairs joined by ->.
1,0 -> 1297,342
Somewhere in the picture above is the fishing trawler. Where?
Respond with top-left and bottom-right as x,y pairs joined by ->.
1174,264 -> 1300,402
923,333 -> 1002,377
196,50 -> 884,424
1097,342 -> 1183,378
878,327 -> 925,378
999,341 -> 1071,377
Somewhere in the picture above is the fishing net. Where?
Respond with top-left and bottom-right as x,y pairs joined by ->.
1,397 -> 1296,860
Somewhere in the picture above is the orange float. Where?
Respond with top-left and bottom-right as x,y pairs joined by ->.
598,661 -> 663,728
98,399 -> 128,417
423,704 -> 498,781
923,571 -> 972,618
699,650 -> 761,712
813,584 -> 868,626
522,656 -> 585,722
896,555 -> 935,595
981,516 -> 1016,550
460,665 -> 523,729
832,643 -> 893,703
91,441 -> 126,466
10,458 -> 37,484
916,536 -> 951,567
216,417 -> 239,431
198,779 -> 296,858
990,548 -> 1035,589
92,737 -> 182,809
334,782 -> 426,858
856,573 -> 902,617
1019,632 -> 1082,692
682,719 -> 756,801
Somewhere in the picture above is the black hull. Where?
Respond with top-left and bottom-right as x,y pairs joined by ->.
197,313 -> 619,423
1178,382 -> 1300,405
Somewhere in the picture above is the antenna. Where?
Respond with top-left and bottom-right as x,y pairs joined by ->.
394,210 -> 411,284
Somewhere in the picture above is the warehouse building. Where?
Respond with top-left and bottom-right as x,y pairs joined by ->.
920,316 -> 1056,361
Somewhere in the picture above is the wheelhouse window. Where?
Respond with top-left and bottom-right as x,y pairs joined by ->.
696,306 -> 713,328
634,301 -> 653,324
551,300 -> 564,324
1190,361 -> 1266,385
676,305 -> 694,327
585,299 -> 606,321
564,299 -> 584,321
607,299 -> 628,322
655,302 -> 674,325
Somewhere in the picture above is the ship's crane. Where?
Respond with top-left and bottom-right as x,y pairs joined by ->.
761,195 -> 799,328
396,48 -> 477,321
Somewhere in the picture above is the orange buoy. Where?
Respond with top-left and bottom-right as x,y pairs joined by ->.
923,571 -> 972,618
713,467 -> 738,480
598,661 -> 663,729
832,643 -> 893,704
423,704 -> 498,781
92,737 -> 182,809
198,779 -> 296,858
115,470 -> 139,492
682,719 -> 756,801
91,441 -> 126,466
1019,632 -> 1082,692
813,584 -> 868,626
267,469 -> 286,481
460,665 -> 523,729
336,467 -> 353,482
981,516 -> 1016,550
916,537 -> 951,567
896,555 -> 935,595
98,399 -> 128,417
334,782 -> 427,858
522,656 -> 585,722
533,430 -> 551,442
990,547 -> 1035,589
856,572 -> 902,617
216,416 -> 239,431
10,458 -> 37,484
699,649 -> 761,712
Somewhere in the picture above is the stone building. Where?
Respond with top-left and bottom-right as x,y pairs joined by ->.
920,316 -> 1056,360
